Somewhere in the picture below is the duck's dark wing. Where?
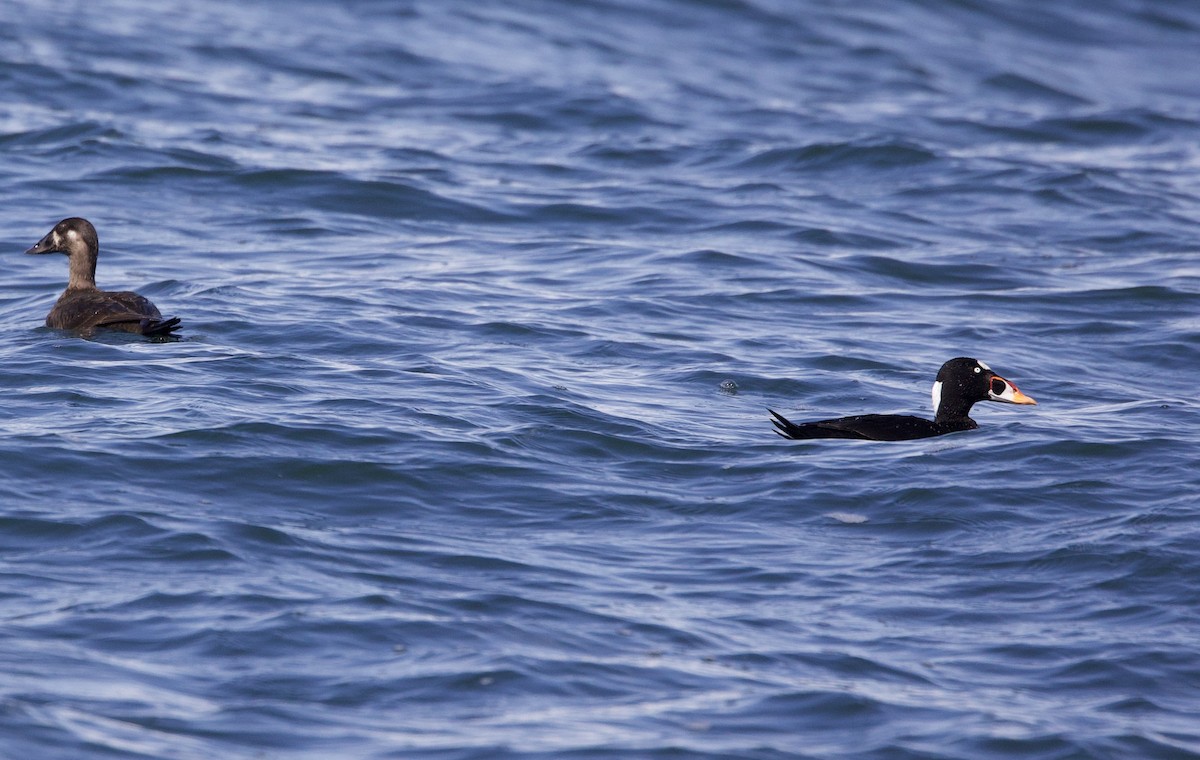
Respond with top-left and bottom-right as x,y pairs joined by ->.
769,410 -> 943,441
48,290 -> 181,337
95,313 -> 182,337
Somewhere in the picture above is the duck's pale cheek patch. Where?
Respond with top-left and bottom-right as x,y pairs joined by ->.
931,380 -> 943,414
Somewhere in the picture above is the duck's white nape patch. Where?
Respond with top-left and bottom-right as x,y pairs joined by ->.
931,380 -> 943,414
977,360 -> 991,371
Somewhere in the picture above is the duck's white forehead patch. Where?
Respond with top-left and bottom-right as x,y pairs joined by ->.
977,360 -> 991,371
931,380 -> 943,414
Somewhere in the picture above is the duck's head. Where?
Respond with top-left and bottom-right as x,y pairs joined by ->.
932,357 -> 1037,418
26,217 -> 98,258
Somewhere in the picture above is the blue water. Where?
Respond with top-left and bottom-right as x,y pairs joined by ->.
1,1 -> 1199,757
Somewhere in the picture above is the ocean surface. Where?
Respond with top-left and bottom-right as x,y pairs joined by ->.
1,1 -> 1198,758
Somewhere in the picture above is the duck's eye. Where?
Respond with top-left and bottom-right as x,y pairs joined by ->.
990,378 -> 1007,395
973,367 -> 981,373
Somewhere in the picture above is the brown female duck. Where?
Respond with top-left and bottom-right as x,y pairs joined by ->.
25,217 -> 180,337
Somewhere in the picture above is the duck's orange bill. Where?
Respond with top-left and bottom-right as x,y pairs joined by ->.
1006,382 -> 1037,405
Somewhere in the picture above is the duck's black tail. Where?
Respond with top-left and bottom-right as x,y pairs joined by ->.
769,409 -> 807,439
142,316 -> 182,337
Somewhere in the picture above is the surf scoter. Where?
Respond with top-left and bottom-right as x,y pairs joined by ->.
769,357 -> 1036,441
25,217 -> 181,337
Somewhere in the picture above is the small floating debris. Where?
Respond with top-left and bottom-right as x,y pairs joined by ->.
827,512 -> 868,524
719,379 -> 738,394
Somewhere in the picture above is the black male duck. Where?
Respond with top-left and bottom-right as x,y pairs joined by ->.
770,357 -> 1036,441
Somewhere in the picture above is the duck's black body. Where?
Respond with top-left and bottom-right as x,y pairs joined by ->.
770,357 -> 1035,442
769,410 -> 970,441
25,218 -> 181,337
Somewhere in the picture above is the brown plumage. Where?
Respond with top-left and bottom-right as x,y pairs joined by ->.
25,217 -> 181,337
